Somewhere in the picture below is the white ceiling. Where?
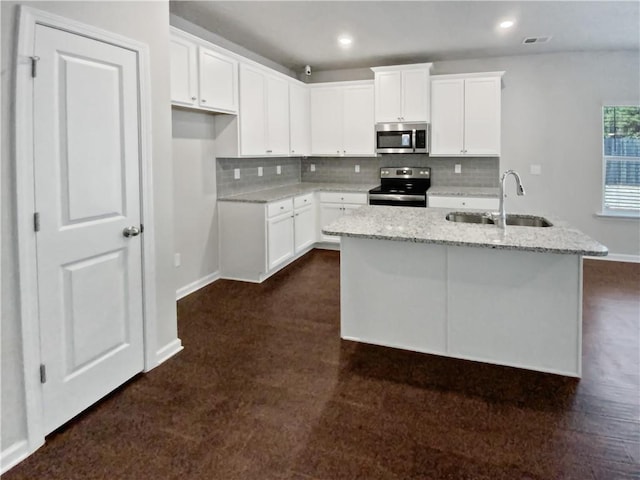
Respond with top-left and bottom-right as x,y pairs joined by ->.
170,1 -> 640,73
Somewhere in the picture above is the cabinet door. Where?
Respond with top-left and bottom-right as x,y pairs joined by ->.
294,204 -> 316,253
239,65 -> 267,156
310,87 -> 343,155
266,75 -> 290,155
431,79 -> 465,155
374,71 -> 402,123
343,85 -> 374,155
464,77 -> 501,156
289,83 -> 310,156
319,203 -> 343,242
198,47 -> 238,113
402,69 -> 430,122
170,35 -> 197,107
267,213 -> 294,270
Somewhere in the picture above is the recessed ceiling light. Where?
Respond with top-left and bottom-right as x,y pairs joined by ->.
338,36 -> 353,47
499,20 -> 515,29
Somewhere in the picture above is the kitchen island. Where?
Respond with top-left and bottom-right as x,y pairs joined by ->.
323,205 -> 608,377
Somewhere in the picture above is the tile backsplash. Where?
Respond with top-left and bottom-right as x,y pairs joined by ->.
217,155 -> 499,196
300,155 -> 499,187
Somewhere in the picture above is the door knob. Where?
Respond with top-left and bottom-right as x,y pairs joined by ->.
123,226 -> 140,238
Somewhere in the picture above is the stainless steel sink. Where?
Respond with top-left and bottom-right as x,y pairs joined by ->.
445,212 -> 553,227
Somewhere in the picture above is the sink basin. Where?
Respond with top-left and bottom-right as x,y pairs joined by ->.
445,212 -> 553,227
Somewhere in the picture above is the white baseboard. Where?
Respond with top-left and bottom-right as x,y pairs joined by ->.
585,253 -> 640,263
176,271 -> 220,300
314,242 -> 340,251
155,338 -> 183,366
1,440 -> 30,475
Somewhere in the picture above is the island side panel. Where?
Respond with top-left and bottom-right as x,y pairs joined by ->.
446,246 -> 582,377
340,237 -> 448,355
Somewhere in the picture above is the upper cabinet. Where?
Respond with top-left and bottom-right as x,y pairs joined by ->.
430,72 -> 504,156
239,64 -> 290,156
310,82 -> 374,156
170,29 -> 238,114
371,63 -> 432,123
289,83 -> 311,157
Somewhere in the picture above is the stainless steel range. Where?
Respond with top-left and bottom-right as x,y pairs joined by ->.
368,167 -> 431,207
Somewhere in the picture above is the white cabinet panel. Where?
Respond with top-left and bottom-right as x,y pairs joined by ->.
268,212 -> 294,270
374,71 -> 402,123
198,47 -> 238,113
310,87 -> 343,155
319,203 -> 344,242
266,75 -> 290,155
289,83 -> 310,156
170,35 -> 197,107
319,192 -> 367,243
239,65 -> 267,155
430,79 -> 465,155
294,204 -> 316,253
401,69 -> 430,122
343,85 -> 374,155
431,72 -> 503,156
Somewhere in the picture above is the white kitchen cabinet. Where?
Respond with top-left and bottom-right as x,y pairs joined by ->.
239,64 -> 290,156
318,192 -> 368,243
219,194 -> 317,282
371,63 -> 432,123
198,47 -> 238,113
431,72 -> 503,156
170,34 -> 198,107
170,29 -> 238,113
310,82 -> 374,156
428,195 -> 499,210
289,83 -> 310,156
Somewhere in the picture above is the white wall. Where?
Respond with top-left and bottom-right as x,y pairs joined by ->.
172,109 -> 219,294
1,0 -> 178,459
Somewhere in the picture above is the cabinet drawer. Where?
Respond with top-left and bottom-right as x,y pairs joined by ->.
319,192 -> 368,204
428,195 -> 498,210
267,198 -> 293,218
294,193 -> 314,209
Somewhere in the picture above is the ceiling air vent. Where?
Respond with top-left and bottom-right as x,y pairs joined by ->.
522,36 -> 552,44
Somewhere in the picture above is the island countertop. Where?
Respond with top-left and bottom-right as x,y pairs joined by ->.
322,205 -> 608,256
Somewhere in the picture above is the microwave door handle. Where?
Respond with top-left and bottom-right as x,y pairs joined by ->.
412,129 -> 417,153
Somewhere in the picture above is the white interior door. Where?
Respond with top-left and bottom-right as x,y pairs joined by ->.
33,24 -> 144,435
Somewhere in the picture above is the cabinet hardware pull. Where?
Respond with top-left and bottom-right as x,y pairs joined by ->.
191,96 -> 197,101
201,99 -> 207,103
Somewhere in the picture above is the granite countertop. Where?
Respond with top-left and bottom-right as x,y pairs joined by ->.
322,205 -> 608,256
218,182 -> 376,203
428,186 -> 500,197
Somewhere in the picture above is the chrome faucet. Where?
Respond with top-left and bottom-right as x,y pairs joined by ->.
497,170 -> 525,228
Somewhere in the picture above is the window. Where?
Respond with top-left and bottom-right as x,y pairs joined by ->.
602,106 -> 640,216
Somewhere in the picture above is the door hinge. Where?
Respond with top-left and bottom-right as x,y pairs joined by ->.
31,56 -> 40,78
34,212 -> 40,232
139,224 -> 144,234
39,364 -> 47,384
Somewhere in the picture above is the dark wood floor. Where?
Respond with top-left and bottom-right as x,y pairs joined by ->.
5,251 -> 639,479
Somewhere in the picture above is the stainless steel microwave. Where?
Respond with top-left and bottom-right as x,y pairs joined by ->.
375,122 -> 429,154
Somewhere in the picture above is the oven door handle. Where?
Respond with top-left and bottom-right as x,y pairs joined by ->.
369,193 -> 425,202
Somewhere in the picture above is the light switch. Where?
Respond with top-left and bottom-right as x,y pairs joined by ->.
355,164 -> 360,173
258,166 -> 263,177
277,165 -> 282,175
174,253 -> 181,268
234,168 -> 240,179
455,164 -> 462,174
310,164 -> 316,172
530,164 -> 542,175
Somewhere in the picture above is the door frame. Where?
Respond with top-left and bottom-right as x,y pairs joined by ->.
14,6 -> 159,456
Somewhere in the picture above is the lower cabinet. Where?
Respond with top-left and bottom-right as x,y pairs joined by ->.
219,194 -> 316,282
318,192 -> 368,243
428,195 -> 499,210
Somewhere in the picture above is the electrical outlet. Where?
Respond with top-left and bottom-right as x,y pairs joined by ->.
258,166 -> 263,177
355,164 -> 360,173
174,253 -> 181,268
530,164 -> 542,175
310,164 -> 316,172
234,168 -> 240,180
276,165 -> 282,175
454,164 -> 462,174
